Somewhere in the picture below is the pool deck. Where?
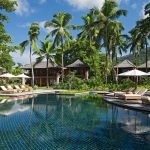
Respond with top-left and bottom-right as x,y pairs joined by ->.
104,94 -> 150,113
0,89 -> 67,97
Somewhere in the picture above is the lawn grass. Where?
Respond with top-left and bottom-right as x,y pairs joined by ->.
0,96 -> 9,100
35,86 -> 53,90
58,90 -> 88,95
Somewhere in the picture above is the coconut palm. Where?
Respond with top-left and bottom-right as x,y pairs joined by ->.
129,29 -> 142,66
108,20 -> 128,82
129,19 -> 150,72
34,40 -> 55,88
78,13 -> 100,77
145,2 -> 150,16
45,12 -> 75,82
90,0 -> 127,83
20,23 -> 40,86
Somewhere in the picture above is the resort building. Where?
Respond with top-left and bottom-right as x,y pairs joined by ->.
23,59 -> 89,86
65,59 -> 89,80
138,60 -> 150,72
114,59 -> 136,74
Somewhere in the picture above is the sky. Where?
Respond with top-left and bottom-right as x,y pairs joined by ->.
5,0 -> 150,64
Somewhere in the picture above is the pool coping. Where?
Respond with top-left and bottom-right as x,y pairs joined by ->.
55,91 -> 111,96
104,95 -> 150,113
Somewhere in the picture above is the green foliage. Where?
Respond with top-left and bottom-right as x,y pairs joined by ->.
11,63 -> 23,75
0,52 -> 15,72
120,79 -> 136,90
0,0 -> 19,53
86,77 -> 102,89
140,76 -> 150,85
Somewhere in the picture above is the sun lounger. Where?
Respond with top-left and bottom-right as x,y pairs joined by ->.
6,85 -> 19,93
0,86 -> 15,94
120,88 -> 148,100
25,85 -> 33,91
142,96 -> 150,105
114,88 -> 140,97
14,85 -> 24,92
20,85 -> 29,92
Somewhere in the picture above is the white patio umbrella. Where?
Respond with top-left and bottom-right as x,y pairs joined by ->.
16,73 -> 30,78
118,69 -> 147,83
0,73 -> 16,78
16,73 -> 30,85
118,69 -> 147,76
146,72 -> 150,75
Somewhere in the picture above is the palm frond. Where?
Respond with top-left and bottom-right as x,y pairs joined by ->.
19,40 -> 29,55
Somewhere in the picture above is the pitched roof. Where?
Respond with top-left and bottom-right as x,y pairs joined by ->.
114,60 -> 136,68
138,60 -> 150,68
23,61 -> 59,69
66,59 -> 89,68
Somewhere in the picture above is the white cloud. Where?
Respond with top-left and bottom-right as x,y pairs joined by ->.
64,0 -> 130,10
38,21 -> 55,33
18,22 -> 31,28
18,21 -> 54,33
11,50 -> 37,65
15,0 -> 35,16
64,0 -> 105,10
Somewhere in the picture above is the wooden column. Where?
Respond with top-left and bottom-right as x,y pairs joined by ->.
85,69 -> 89,80
56,73 -> 60,85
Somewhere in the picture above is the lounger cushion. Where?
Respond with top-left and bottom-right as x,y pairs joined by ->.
123,94 -> 141,96
126,92 -> 133,94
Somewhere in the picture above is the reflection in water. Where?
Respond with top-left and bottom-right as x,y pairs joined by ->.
0,94 -> 150,150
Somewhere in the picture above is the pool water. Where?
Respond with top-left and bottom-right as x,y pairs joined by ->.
0,94 -> 150,150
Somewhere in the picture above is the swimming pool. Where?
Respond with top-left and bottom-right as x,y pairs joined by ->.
0,94 -> 150,150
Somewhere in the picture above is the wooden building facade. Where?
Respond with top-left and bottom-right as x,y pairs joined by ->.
23,59 -> 89,86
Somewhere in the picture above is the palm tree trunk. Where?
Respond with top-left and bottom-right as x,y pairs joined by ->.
30,42 -> 34,87
90,36 -> 97,77
116,54 -> 118,84
146,40 -> 148,72
105,49 -> 108,84
105,24 -> 108,84
61,40 -> 64,82
46,58 -> 49,88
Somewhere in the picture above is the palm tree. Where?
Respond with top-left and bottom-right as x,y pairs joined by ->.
109,21 -> 128,82
20,23 -> 40,86
34,40 -> 55,88
78,13 -> 100,77
129,29 -> 142,66
45,12 -> 75,82
145,2 -> 150,16
129,19 -> 150,72
90,0 -> 127,83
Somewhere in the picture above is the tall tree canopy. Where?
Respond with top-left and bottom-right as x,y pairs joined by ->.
20,23 -> 40,86
89,0 -> 127,83
45,12 -> 75,81
0,0 -> 19,52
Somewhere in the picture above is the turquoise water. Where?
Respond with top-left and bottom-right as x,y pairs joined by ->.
0,94 -> 150,150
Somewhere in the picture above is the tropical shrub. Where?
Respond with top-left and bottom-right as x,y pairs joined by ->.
120,79 -> 136,90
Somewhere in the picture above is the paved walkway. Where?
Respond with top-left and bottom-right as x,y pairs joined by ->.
104,94 -> 150,113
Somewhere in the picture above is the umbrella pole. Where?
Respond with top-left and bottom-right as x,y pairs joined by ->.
136,76 -> 138,84
22,77 -> 25,85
